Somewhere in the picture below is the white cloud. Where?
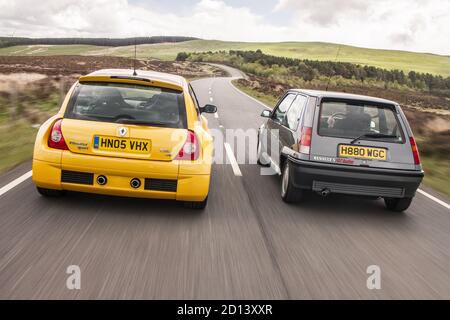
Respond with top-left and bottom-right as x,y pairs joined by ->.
274,0 -> 450,54
275,0 -> 371,26
0,0 -> 449,55
0,0 -> 290,41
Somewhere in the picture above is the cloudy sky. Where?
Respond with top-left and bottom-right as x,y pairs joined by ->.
0,0 -> 449,55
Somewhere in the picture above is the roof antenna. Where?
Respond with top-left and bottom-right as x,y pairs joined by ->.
133,38 -> 138,76
325,45 -> 341,91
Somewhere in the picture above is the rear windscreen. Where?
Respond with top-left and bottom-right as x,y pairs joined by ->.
318,100 -> 404,142
65,82 -> 186,128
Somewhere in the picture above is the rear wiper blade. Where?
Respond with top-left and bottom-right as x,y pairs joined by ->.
350,133 -> 398,144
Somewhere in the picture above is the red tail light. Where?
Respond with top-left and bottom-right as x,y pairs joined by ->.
175,130 -> 199,161
409,136 -> 421,165
299,126 -> 312,154
48,119 -> 69,150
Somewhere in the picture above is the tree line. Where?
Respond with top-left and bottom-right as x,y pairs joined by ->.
177,50 -> 450,96
0,36 -> 197,48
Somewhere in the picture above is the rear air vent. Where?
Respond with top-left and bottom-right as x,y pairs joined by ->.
61,170 -> 94,185
144,179 -> 177,192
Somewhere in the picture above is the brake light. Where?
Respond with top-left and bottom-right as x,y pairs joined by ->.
299,126 -> 312,154
409,136 -> 421,165
175,130 -> 199,160
48,119 -> 69,150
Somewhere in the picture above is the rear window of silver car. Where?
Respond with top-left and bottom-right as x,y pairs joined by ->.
65,82 -> 187,128
318,100 -> 404,143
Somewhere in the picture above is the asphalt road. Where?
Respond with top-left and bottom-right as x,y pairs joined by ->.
1,65 -> 449,299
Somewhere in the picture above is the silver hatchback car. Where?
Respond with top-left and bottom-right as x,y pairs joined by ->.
257,89 -> 424,212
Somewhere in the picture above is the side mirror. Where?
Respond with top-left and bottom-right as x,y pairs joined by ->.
261,110 -> 271,118
200,104 -> 217,114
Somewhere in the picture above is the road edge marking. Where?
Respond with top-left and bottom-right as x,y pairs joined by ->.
0,170 -> 32,197
417,189 -> 450,210
228,79 -> 272,110
224,143 -> 242,177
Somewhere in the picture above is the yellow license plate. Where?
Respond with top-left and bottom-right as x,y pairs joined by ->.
93,136 -> 151,154
338,145 -> 387,161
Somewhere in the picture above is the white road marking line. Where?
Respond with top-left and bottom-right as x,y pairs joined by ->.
417,189 -> 450,210
224,143 -> 242,177
214,112 -> 219,119
219,125 -> 224,128
209,97 -> 214,103
229,80 -> 272,110
0,170 -> 32,197
269,158 -> 281,175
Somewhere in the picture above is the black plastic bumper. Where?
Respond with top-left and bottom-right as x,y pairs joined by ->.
288,157 -> 424,198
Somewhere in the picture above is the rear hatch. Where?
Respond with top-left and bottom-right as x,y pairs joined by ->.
310,98 -> 416,170
61,81 -> 188,162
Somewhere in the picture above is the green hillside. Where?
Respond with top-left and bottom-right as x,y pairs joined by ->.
1,40 -> 449,76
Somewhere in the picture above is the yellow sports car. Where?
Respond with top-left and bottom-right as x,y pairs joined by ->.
32,69 -> 217,209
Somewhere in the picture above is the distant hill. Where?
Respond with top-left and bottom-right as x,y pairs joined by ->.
0,39 -> 448,76
0,36 -> 198,48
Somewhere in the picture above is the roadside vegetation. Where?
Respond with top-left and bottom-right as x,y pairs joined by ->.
0,81 -> 61,172
180,50 -> 450,101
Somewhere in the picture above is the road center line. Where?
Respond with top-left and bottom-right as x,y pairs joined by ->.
417,189 -> 450,210
224,143 -> 242,177
214,112 -> 219,119
0,170 -> 32,197
209,97 -> 214,103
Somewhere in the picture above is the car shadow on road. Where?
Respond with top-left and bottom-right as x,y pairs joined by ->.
39,190 -> 205,219
258,173 -> 414,226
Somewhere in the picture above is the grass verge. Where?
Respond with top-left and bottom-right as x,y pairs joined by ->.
0,121 -> 38,173
232,80 -> 278,107
421,156 -> 450,197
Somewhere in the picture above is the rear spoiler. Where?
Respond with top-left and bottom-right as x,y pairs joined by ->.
78,75 -> 183,92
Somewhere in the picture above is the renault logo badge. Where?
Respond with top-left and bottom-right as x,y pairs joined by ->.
118,127 -> 128,137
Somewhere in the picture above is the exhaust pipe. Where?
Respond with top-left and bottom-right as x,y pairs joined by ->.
130,178 -> 141,189
320,188 -> 331,197
97,175 -> 107,185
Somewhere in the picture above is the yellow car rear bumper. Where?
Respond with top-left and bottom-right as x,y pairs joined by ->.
32,159 -> 210,202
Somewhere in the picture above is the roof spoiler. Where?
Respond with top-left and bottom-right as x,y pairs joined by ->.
78,75 -> 183,92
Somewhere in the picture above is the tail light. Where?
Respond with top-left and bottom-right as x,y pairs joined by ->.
48,119 -> 69,150
409,136 -> 421,165
299,126 -> 312,155
175,130 -> 199,161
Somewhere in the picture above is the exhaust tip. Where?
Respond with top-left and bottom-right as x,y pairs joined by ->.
97,175 -> 107,186
320,188 -> 331,197
130,178 -> 141,189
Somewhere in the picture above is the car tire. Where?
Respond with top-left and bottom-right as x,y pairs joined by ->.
36,187 -> 65,197
281,161 -> 303,203
256,134 -> 270,167
184,197 -> 208,210
384,197 -> 413,212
